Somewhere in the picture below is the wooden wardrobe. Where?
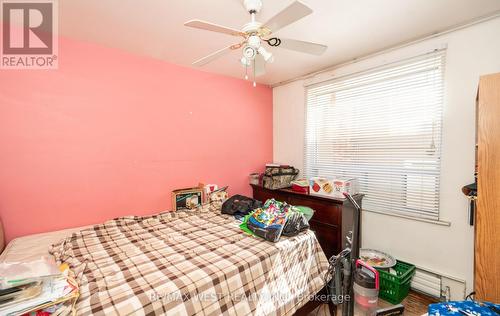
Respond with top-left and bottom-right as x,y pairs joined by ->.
475,73 -> 500,303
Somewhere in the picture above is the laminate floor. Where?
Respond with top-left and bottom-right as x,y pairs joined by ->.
308,291 -> 438,316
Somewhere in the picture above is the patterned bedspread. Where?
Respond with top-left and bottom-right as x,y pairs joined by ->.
50,204 -> 328,316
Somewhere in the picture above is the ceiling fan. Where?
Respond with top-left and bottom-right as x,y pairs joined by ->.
184,0 -> 327,86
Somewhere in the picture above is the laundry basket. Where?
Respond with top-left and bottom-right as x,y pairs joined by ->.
376,260 -> 416,304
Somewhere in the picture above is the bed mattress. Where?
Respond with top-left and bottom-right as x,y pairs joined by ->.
0,226 -> 89,264
50,204 -> 329,316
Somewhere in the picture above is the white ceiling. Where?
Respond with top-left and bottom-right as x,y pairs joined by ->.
58,0 -> 500,85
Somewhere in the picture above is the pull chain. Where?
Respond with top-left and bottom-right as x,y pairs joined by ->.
253,59 -> 256,87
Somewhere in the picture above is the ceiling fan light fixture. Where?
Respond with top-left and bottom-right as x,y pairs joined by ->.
240,56 -> 251,67
258,46 -> 274,63
243,46 -> 257,60
247,35 -> 261,49
185,0 -> 328,86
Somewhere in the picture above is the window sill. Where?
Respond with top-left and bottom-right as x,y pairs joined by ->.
362,209 -> 451,227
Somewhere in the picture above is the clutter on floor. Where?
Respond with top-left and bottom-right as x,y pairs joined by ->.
428,300 -> 500,316
358,249 -> 416,305
327,193 -> 407,316
359,249 -> 397,269
308,290 -> 437,316
0,257 -> 78,316
376,260 -> 416,305
353,259 -> 380,315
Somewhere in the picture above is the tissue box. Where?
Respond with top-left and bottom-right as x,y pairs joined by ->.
309,177 -> 358,198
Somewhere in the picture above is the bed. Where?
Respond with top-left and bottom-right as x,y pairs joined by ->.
0,203 -> 329,316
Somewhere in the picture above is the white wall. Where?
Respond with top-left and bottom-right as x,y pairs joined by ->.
273,17 -> 500,297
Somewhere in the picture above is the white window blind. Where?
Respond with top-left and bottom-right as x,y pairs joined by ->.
305,50 -> 445,220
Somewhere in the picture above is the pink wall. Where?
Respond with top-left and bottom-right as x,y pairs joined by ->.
0,38 -> 272,242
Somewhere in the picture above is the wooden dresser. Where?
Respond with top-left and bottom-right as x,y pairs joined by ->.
251,184 -> 363,259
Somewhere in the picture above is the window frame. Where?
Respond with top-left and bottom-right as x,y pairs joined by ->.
303,50 -> 446,222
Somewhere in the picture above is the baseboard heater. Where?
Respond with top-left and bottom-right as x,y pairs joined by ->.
410,266 -> 466,301
411,268 -> 442,298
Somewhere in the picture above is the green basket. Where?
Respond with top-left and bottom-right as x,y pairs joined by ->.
376,260 -> 416,304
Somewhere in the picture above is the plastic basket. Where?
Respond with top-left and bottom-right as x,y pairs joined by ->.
375,260 -> 416,304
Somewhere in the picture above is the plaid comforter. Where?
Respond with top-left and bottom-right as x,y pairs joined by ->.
50,204 -> 328,316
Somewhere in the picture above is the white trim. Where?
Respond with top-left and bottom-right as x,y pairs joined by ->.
271,11 -> 500,88
304,46 -> 447,88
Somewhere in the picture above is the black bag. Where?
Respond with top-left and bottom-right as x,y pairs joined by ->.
221,195 -> 262,217
282,211 -> 310,237
247,223 -> 284,243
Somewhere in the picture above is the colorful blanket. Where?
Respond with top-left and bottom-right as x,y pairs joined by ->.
49,203 -> 328,316
428,300 -> 500,316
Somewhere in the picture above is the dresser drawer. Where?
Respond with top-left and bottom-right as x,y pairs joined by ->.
309,220 -> 339,259
253,187 -> 287,204
288,195 -> 340,225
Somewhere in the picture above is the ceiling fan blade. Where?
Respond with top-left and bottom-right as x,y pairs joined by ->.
274,38 -> 327,55
254,54 -> 266,77
192,46 -> 233,67
262,1 -> 313,34
184,19 -> 245,37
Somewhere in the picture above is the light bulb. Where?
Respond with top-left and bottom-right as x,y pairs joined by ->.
245,74 -> 248,80
240,56 -> 251,67
253,81 -> 256,87
258,46 -> 274,63
243,46 -> 257,60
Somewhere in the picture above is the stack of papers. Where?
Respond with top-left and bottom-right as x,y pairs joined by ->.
0,257 -> 78,316
0,257 -> 61,290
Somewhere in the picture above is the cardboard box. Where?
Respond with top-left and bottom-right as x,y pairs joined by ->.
172,187 -> 203,211
309,177 -> 359,199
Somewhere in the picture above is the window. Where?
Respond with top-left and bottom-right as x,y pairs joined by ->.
305,50 -> 445,220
